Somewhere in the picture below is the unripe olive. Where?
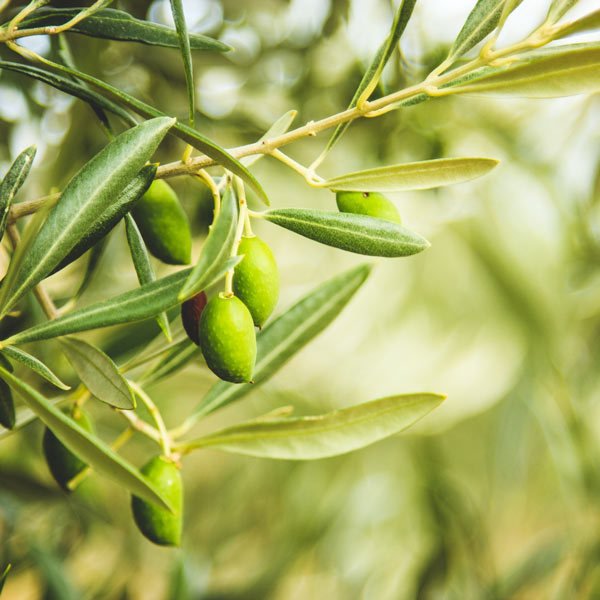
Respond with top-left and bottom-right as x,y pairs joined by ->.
233,235 -> 279,328
198,294 -> 256,383
336,191 -> 401,224
131,455 -> 182,547
132,179 -> 192,265
181,291 -> 208,345
42,408 -> 92,491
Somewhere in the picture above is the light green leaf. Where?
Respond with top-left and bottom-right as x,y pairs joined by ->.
179,188 -> 238,301
125,214 -> 171,340
242,110 -> 297,167
169,0 -> 195,128
0,564 -> 11,594
0,395 -> 67,442
0,145 -> 36,237
1,345 -> 70,390
183,393 -> 444,459
141,338 -> 201,386
4,258 -> 240,346
59,337 -> 135,410
497,0 -> 524,31
555,10 -> 600,39
263,209 -> 429,257
546,0 -> 579,23
19,8 -> 230,51
326,0 -> 418,153
0,118 -> 174,317
446,43 -> 600,97
192,264 -> 371,418
318,158 -> 499,192
0,366 -> 171,510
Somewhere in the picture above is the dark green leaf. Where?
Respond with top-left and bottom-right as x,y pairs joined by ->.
71,234 -> 109,302
19,8 -> 230,51
0,379 -> 15,430
192,264 -> 371,418
125,213 -> 171,340
179,188 -> 238,300
263,209 -> 429,257
0,145 -> 36,238
0,366 -> 171,510
1,345 -> 70,390
169,0 -> 195,127
0,118 -> 174,317
4,258 -> 240,345
59,337 -> 135,409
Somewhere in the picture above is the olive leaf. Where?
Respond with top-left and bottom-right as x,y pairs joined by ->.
71,235 -> 109,302
0,564 -> 11,594
182,393 -> 444,459
0,118 -> 174,317
140,338 -> 201,386
325,0 -> 417,154
4,258 -> 241,345
18,8 -> 230,51
59,337 -> 135,410
0,366 -> 172,510
0,396 -> 67,442
241,110 -> 297,167
263,209 -> 429,257
546,0 -> 579,23
445,43 -> 600,97
0,380 -> 15,430
125,214 -> 171,340
179,188 -> 238,301
192,264 -> 371,419
1,345 -> 70,390
0,61 -> 137,126
169,0 -> 195,128
317,157 -> 499,192
556,9 -> 600,39
0,145 -> 36,237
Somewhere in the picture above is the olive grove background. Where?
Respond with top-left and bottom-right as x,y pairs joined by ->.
1,0 -> 599,598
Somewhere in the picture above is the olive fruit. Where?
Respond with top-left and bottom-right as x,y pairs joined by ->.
233,235 -> 279,328
198,294 -> 256,383
336,191 -> 401,224
132,179 -> 192,265
131,455 -> 182,547
0,380 -> 15,430
42,408 -> 92,491
181,291 -> 208,345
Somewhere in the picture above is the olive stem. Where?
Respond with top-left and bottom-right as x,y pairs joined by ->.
270,149 -> 324,186
224,178 -> 248,296
116,407 -> 162,443
194,169 -> 221,218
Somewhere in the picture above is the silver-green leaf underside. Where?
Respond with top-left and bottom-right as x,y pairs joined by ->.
1,345 -> 70,390
319,158 -> 499,192
59,337 -> 135,409
184,393 -> 445,460
0,145 -> 36,237
0,366 -> 171,510
264,209 -> 429,257
0,117 -> 174,317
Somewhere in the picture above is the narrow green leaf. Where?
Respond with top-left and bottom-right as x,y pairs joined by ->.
1,345 -> 70,390
184,393 -> 444,459
546,0 -> 579,23
263,209 -> 429,257
141,338 -> 201,386
553,10 -> 600,39
446,43 -> 600,97
125,214 -> 171,340
56,165 -> 157,273
179,188 -> 238,301
241,110 -> 297,167
0,366 -> 171,510
447,0 -> 505,61
0,564 -> 11,594
169,0 -> 195,128
19,8 -> 230,51
59,337 -> 135,409
0,396 -> 67,442
4,258 -> 240,345
497,0 -> 524,31
0,145 -> 36,237
326,0 -> 417,153
0,118 -> 174,317
193,264 -> 372,418
72,231 -> 109,302
318,158 -> 499,192
0,379 -> 15,430
0,61 -> 137,126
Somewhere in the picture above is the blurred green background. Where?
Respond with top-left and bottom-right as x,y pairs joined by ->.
1,0 -> 600,598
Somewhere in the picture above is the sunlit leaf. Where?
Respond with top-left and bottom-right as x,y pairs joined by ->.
0,145 -> 36,237
264,209 -> 429,257
555,9 -> 600,39
242,110 -> 297,167
183,393 -> 444,459
0,366 -> 171,509
1,345 -> 70,390
546,0 -> 579,23
59,337 -> 135,409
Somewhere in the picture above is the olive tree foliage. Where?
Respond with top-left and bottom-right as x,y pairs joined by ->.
0,0 -> 597,560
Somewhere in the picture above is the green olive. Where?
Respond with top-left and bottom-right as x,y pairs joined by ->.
0,380 -> 14,430
233,236 -> 279,328
198,294 -> 256,383
132,179 -> 192,265
42,407 -> 92,491
131,455 -> 182,547
181,291 -> 208,345
335,191 -> 401,224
